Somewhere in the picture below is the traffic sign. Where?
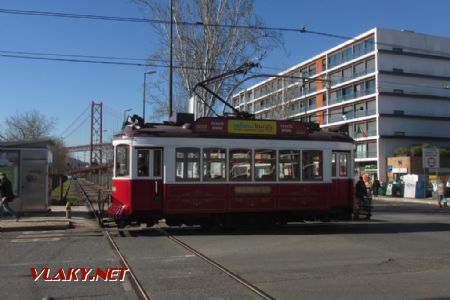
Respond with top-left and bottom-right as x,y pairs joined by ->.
422,147 -> 440,169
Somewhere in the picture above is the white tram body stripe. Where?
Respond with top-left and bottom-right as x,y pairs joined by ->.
112,137 -> 354,184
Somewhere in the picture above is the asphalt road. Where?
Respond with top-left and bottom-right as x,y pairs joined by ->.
3,200 -> 450,300
113,201 -> 450,300
0,229 -> 138,300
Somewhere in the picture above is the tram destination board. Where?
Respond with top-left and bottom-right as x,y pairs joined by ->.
192,117 -> 309,136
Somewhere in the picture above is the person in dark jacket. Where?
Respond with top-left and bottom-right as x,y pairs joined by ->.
0,172 -> 19,220
356,176 -> 368,206
372,175 -> 380,196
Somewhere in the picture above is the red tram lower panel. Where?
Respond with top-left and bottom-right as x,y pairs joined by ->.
109,179 -> 354,222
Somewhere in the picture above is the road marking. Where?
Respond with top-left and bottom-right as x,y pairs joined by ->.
11,237 -> 60,243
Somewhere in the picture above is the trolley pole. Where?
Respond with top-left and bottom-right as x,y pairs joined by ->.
168,0 -> 174,118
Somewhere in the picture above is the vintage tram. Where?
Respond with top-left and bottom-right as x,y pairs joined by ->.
108,116 -> 355,227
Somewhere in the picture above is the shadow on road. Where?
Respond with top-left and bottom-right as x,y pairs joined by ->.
121,220 -> 450,237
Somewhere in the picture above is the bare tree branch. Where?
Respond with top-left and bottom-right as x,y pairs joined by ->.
134,0 -> 283,117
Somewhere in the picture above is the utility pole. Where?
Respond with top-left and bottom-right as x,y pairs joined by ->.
168,0 -> 174,118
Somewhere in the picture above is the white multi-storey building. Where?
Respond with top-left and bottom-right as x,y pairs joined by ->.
232,28 -> 450,181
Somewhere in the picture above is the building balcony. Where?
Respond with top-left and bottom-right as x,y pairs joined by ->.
328,108 -> 376,124
330,68 -> 376,86
355,151 -> 377,159
329,88 -> 375,106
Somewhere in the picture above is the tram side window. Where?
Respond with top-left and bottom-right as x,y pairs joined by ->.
302,150 -> 323,181
279,150 -> 300,181
176,148 -> 200,181
331,153 -> 337,177
203,148 -> 226,181
255,150 -> 276,181
137,149 -> 150,177
339,152 -> 349,176
229,149 -> 252,181
115,145 -> 130,177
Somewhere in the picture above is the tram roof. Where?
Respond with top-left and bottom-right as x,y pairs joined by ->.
115,117 -> 353,143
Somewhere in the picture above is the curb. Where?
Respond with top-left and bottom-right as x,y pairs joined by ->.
0,221 -> 72,232
374,197 -> 437,205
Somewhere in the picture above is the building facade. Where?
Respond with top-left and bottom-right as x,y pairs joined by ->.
232,28 -> 450,181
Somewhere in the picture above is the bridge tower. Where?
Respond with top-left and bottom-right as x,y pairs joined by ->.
90,101 -> 103,167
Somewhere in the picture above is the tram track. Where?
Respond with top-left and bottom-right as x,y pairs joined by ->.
76,178 -> 277,300
75,179 -> 151,300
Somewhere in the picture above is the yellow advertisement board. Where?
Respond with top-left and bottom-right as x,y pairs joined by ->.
228,120 -> 276,135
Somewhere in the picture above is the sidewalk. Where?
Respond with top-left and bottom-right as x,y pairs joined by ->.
0,205 -> 98,232
373,195 -> 438,205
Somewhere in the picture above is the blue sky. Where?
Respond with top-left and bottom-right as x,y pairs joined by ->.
1,0 -> 450,147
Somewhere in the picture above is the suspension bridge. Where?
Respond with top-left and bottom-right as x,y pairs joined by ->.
61,101 -> 124,174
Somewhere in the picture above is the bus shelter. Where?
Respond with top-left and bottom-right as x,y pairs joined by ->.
0,140 -> 52,212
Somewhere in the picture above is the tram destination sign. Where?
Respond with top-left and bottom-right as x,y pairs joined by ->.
193,117 -> 308,136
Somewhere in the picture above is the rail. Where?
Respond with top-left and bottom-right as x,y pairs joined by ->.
74,180 -> 151,300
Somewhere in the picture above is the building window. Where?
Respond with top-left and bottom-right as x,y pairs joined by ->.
115,145 -> 130,177
356,143 -> 367,158
367,120 -> 377,136
368,142 -> 377,158
203,148 -> 226,181
366,79 -> 375,93
322,58 -> 326,71
343,67 -> 352,81
176,148 -> 200,181
366,58 -> 375,73
309,63 -> 316,76
279,150 -> 301,181
137,149 -> 150,177
254,150 -> 276,181
302,150 -> 323,181
308,98 -> 316,110
354,62 -> 365,77
229,149 -> 252,181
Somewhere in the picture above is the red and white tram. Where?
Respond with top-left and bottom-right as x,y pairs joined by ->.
108,116 -> 355,227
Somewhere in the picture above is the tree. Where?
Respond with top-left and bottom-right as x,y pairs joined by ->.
0,110 -> 68,173
136,0 -> 282,117
1,110 -> 55,141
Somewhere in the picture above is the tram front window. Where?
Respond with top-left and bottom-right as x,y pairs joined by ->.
115,145 -> 130,177
302,150 -> 323,181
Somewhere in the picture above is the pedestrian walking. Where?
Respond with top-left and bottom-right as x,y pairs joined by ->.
437,178 -> 445,208
372,175 -> 380,196
356,176 -> 368,207
0,172 -> 19,221
444,178 -> 450,207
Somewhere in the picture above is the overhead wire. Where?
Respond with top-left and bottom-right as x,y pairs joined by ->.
2,8 -> 450,59
59,104 -> 90,136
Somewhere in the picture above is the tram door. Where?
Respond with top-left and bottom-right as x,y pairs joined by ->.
136,148 -> 163,211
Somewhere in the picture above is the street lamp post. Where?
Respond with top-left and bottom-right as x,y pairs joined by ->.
143,70 -> 156,123
123,108 -> 132,123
